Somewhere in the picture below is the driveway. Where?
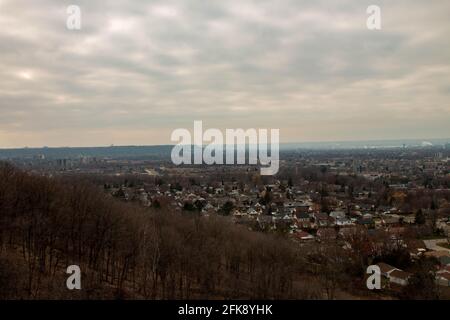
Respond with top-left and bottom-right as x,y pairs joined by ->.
423,239 -> 450,253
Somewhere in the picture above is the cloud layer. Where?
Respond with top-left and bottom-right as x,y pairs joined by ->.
0,0 -> 449,147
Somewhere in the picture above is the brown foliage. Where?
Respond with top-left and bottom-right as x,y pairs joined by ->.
0,163 -> 305,299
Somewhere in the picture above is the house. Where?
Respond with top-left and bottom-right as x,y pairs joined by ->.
405,239 -> 427,258
441,265 -> 450,273
330,210 -> 346,219
254,202 -> 264,213
284,201 -> 310,214
247,207 -> 259,216
424,251 -> 450,266
313,212 -> 331,227
377,205 -> 392,214
376,262 -> 397,277
358,216 -> 375,228
382,216 -> 400,226
440,256 -> 450,266
436,270 -> 450,287
293,230 -> 314,241
376,262 -> 411,286
295,211 -> 310,222
335,216 -> 353,226
436,273 -> 450,287
296,220 -> 312,230
389,270 -> 411,286
232,209 -> 247,218
201,203 -> 216,215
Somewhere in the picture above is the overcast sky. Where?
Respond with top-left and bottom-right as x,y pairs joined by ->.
0,0 -> 449,147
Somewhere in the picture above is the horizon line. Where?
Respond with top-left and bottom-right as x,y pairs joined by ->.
1,137 -> 449,150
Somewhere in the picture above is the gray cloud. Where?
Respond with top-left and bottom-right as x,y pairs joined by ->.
0,0 -> 449,147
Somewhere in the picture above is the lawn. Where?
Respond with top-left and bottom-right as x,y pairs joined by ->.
436,242 -> 450,250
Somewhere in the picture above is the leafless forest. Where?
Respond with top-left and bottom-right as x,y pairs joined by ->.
0,162 -> 446,300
